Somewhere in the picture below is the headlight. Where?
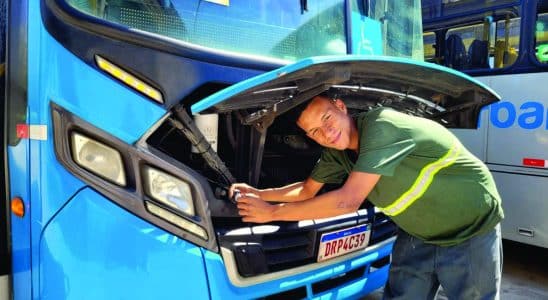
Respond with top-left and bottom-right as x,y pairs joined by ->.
142,166 -> 194,216
71,132 -> 126,186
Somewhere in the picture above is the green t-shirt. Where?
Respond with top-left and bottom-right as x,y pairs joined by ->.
310,107 -> 504,246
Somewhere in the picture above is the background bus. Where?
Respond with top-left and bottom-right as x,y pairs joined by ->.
422,0 -> 548,249
1,1 -> 426,299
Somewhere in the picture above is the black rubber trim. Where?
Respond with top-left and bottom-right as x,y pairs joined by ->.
2,0 -> 29,285
6,0 -> 28,146
51,102 -> 219,252
42,0 -> 284,71
489,168 -> 548,178
41,0 -> 283,109
41,0 -> 282,73
263,286 -> 307,300
0,69 -> 8,276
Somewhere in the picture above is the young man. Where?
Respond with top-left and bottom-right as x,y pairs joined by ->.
230,95 -> 504,299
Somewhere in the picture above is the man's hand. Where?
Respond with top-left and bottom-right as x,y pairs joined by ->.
237,193 -> 275,223
229,183 -> 260,198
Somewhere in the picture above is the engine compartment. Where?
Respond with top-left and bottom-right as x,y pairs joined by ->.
145,104 -> 324,212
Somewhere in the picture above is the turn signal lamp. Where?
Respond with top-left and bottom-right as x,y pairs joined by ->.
145,201 -> 207,240
11,197 -> 25,217
142,166 -> 194,216
71,132 -> 126,186
95,55 -> 163,103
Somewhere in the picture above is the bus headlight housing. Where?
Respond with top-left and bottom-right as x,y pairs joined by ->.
71,132 -> 126,186
142,166 -> 208,239
142,166 -> 194,216
53,103 -> 216,250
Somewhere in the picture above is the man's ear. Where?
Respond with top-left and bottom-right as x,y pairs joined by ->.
333,99 -> 347,113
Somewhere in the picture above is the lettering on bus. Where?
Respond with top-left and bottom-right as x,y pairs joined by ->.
483,101 -> 548,130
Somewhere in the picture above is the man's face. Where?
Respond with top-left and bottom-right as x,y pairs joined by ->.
297,96 -> 353,150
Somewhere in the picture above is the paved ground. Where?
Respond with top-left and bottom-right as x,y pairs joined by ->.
363,240 -> 548,299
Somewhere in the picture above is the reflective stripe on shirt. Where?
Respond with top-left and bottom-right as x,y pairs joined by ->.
380,140 -> 462,216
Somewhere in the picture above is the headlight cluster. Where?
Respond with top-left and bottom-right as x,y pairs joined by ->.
53,103 -> 215,250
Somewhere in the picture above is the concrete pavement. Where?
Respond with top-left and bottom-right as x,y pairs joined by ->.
362,240 -> 548,299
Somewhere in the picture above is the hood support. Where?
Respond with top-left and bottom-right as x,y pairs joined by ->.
171,105 -> 236,185
243,84 -> 330,186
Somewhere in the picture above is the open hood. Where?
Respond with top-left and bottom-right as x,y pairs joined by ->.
191,55 -> 500,129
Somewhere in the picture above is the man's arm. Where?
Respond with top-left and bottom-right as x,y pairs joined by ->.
230,177 -> 324,202
259,177 -> 324,202
237,171 -> 381,223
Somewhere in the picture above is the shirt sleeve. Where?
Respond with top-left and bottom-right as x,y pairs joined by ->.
310,149 -> 347,184
354,117 -> 416,176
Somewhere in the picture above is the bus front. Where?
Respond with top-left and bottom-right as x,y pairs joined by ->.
5,0 -> 424,299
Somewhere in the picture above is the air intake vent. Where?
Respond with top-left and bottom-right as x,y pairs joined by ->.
312,266 -> 367,294
370,213 -> 397,245
262,286 -> 307,300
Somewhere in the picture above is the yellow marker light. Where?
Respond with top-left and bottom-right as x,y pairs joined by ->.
95,55 -> 164,103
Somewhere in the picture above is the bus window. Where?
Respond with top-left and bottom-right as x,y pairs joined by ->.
446,23 -> 487,70
67,0 -> 348,61
423,31 -> 436,62
369,0 -> 424,60
536,2 -> 548,63
424,5 -> 521,71
493,15 -> 520,68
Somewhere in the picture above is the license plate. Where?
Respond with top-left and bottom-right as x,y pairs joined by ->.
317,224 -> 370,262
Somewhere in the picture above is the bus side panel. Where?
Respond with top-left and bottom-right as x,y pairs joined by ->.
8,145 -> 32,300
486,73 -> 548,167
39,188 -> 210,299
485,73 -> 548,248
455,73 -> 548,248
491,172 -> 548,248
8,0 -> 32,297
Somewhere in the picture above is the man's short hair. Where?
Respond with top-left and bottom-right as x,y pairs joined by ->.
292,91 -> 336,122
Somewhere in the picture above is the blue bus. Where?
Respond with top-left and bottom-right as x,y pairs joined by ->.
422,0 -> 548,249
1,0 -> 499,299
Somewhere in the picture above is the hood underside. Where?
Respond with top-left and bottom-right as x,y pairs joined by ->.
191,56 -> 500,129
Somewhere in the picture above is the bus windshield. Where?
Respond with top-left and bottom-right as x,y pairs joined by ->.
67,0 -> 423,61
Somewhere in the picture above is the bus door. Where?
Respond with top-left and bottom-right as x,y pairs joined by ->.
422,0 -> 548,248
0,0 -> 8,298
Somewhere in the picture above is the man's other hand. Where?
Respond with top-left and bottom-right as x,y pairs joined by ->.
237,193 -> 275,223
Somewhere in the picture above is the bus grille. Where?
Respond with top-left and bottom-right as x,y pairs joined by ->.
217,210 -> 395,277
